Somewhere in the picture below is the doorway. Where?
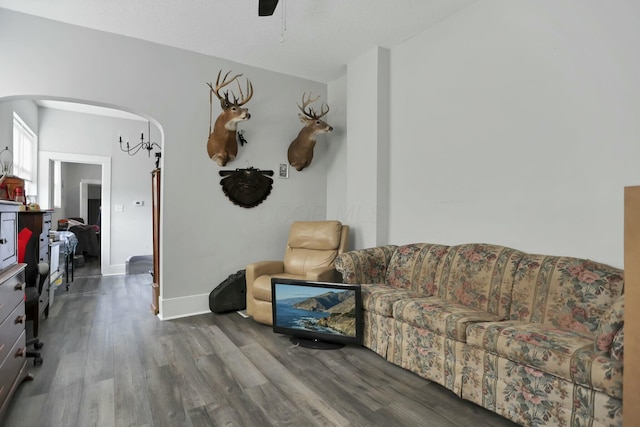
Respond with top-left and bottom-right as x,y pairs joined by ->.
39,151 -> 113,275
80,179 -> 102,226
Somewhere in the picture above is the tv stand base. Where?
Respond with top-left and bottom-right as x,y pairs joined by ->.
290,336 -> 344,350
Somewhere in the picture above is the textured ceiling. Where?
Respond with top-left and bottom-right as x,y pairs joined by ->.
0,0 -> 475,83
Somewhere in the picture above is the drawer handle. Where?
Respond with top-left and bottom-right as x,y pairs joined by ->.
16,315 -> 26,324
14,283 -> 25,291
16,347 -> 26,358
0,238 -> 7,244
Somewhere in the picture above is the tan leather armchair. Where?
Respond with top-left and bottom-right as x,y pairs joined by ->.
246,220 -> 350,325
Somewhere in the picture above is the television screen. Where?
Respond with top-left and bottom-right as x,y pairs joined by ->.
271,278 -> 363,349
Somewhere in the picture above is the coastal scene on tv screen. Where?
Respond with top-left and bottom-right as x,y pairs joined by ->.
274,284 -> 357,337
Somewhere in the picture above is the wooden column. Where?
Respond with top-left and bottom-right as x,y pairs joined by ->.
624,185 -> 640,426
151,168 -> 161,315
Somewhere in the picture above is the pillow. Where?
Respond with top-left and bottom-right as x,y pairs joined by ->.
611,326 -> 624,361
594,294 -> 624,353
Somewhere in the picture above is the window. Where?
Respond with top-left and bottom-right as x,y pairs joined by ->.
53,160 -> 62,208
12,112 -> 37,196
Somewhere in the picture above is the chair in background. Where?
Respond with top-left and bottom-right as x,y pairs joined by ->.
24,262 -> 49,366
19,219 -> 49,366
56,230 -> 78,288
246,220 -> 350,325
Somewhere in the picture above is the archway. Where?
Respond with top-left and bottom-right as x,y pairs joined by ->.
1,96 -> 162,277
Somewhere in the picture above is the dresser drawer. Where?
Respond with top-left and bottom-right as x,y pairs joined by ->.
0,211 -> 17,272
0,303 -> 25,366
39,241 -> 49,263
0,330 -> 26,406
42,212 -> 52,233
0,272 -> 24,324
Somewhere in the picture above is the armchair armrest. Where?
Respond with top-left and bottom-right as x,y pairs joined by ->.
246,261 -> 284,285
305,266 -> 340,282
245,261 -> 285,317
334,245 -> 398,284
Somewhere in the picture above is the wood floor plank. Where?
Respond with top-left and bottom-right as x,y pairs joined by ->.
2,392 -> 47,426
241,341 -> 351,427
132,316 -> 172,370
156,333 -> 217,411
207,325 -> 269,390
145,365 -> 188,427
40,380 -> 83,426
194,384 -> 275,426
50,350 -> 88,390
84,318 -> 114,384
112,319 -> 154,427
76,377 -> 116,427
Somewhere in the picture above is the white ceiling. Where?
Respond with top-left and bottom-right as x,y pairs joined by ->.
0,0 -> 475,83
37,100 -> 147,121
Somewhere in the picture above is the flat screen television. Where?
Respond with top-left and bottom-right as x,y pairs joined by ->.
271,278 -> 363,349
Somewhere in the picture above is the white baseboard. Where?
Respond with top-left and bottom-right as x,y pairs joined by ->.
158,292 -> 211,320
101,263 -> 126,276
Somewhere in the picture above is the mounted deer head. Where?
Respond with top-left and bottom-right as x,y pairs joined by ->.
207,70 -> 254,166
287,93 -> 333,171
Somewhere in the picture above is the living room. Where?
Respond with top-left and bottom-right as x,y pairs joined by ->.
0,0 -> 638,425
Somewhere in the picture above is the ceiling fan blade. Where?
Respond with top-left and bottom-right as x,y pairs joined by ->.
259,0 -> 279,16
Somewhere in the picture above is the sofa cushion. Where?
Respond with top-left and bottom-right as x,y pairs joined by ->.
434,244 -> 525,319
466,321 -> 623,399
385,243 -> 450,295
393,297 -> 502,341
594,294 -> 624,353
510,255 -> 624,335
360,283 -> 420,317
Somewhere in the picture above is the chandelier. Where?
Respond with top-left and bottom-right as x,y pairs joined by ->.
118,121 -> 162,167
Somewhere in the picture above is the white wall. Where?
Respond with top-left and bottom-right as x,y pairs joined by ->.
0,9 -> 328,318
330,0 -> 640,268
344,48 -> 391,250
326,75 -> 349,244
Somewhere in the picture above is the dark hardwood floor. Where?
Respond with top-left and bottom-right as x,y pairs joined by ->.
72,254 -> 102,278
3,273 -> 518,427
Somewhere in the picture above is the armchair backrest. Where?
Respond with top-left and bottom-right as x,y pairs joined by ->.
284,221 -> 348,275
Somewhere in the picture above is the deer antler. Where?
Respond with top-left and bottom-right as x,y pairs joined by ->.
207,70 -> 254,107
298,92 -> 329,120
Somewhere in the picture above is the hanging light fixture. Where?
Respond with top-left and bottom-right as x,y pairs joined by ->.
118,121 -> 162,168
0,147 -> 13,176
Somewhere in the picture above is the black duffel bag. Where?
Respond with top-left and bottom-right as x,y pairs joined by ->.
209,269 -> 246,313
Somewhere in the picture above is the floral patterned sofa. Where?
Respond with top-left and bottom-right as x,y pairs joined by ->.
335,243 -> 624,427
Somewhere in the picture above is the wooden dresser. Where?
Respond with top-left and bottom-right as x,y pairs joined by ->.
18,210 -> 52,318
0,201 -> 29,420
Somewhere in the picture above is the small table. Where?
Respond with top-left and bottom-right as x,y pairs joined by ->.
56,231 -> 78,288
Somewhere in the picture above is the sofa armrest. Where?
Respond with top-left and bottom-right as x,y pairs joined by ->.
335,245 -> 397,284
305,266 -> 340,282
611,325 -> 624,361
595,294 -> 624,354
